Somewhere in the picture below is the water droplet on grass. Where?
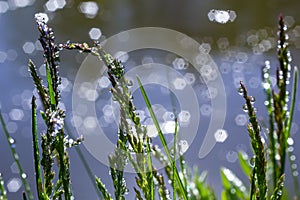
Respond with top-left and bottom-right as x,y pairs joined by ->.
238,87 -> 244,95
242,104 -> 248,112
250,96 -> 256,104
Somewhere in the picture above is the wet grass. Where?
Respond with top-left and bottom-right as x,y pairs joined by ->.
0,14 -> 299,200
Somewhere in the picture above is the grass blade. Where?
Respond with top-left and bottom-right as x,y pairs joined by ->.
173,118 -> 178,200
136,76 -> 187,200
237,151 -> 252,177
0,111 -> 33,200
45,62 -> 56,109
31,96 -> 43,199
0,173 -> 7,200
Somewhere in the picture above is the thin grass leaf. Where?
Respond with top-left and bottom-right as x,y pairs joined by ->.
238,151 -> 252,177
173,118 -> 178,200
28,60 -> 49,109
136,76 -> 187,200
270,174 -> 285,200
31,96 -> 43,199
0,173 -> 7,200
95,177 -> 113,200
45,62 -> 56,109
0,111 -> 33,200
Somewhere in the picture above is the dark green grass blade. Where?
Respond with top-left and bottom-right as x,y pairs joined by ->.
0,173 -> 7,200
173,118 -> 178,200
45,62 -> 56,108
31,96 -> 43,199
136,76 -> 187,200
0,111 -> 33,200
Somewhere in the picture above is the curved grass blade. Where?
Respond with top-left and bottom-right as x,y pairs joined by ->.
0,111 -> 33,200
136,76 -> 187,200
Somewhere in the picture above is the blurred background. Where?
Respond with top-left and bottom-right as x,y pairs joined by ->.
1,0 -> 300,199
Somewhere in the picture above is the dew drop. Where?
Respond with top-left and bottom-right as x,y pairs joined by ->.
9,137 -> 15,144
21,173 -> 27,179
264,100 -> 269,106
287,137 -> 294,145
242,104 -> 248,112
250,96 -> 256,104
238,87 -> 244,95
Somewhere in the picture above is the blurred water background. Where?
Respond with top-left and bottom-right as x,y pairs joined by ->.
1,0 -> 300,199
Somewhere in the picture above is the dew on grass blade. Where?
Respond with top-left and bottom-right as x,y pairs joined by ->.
238,87 -> 244,95
242,104 -> 248,112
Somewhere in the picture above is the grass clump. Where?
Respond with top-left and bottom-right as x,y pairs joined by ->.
0,13 -> 299,200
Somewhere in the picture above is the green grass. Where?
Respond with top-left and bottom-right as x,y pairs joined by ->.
0,14 -> 299,200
